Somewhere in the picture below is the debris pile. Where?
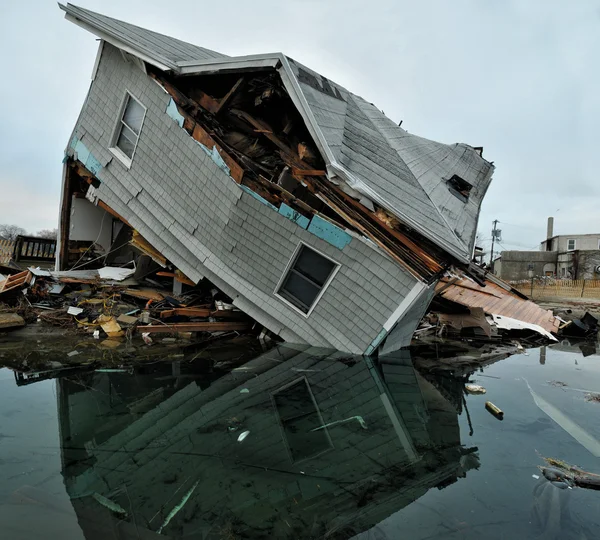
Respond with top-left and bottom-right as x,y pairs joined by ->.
0,264 -> 263,346
414,268 -> 568,346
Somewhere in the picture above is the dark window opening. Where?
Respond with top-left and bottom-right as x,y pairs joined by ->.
447,175 -> 472,203
277,245 -> 337,314
272,377 -> 332,462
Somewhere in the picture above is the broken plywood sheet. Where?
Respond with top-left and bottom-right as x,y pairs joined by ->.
98,315 -> 124,337
436,273 -> 561,334
0,313 -> 25,330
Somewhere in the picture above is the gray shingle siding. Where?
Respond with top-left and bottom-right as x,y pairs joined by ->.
70,42 -> 421,354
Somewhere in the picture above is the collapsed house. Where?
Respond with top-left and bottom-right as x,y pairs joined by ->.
57,4 -> 494,355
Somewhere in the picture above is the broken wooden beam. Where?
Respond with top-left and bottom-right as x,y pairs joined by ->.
98,199 -> 133,228
191,124 -> 244,182
215,77 -> 244,114
131,231 -> 168,267
138,322 -> 253,333
291,168 -> 327,176
155,271 -> 195,286
160,307 -> 249,319
160,307 -> 211,319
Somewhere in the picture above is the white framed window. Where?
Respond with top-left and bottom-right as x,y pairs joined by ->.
567,239 -> 576,251
275,243 -> 340,317
110,91 -> 146,168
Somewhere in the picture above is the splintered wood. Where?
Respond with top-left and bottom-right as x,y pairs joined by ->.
139,322 -> 253,333
148,66 -> 453,281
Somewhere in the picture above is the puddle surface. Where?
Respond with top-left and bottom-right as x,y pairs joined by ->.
1,341 -> 600,539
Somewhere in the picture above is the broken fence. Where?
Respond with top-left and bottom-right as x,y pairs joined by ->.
511,279 -> 600,301
0,239 -> 14,265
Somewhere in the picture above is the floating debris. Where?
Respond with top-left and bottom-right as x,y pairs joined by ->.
485,401 -> 504,420
585,393 -> 600,404
157,479 -> 199,534
92,492 -> 127,516
237,430 -> 250,442
465,384 -> 486,395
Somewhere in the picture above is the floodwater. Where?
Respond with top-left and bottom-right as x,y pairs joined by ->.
1,337 -> 600,539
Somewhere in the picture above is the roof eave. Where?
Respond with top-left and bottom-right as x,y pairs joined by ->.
60,3 -> 177,72
176,53 -> 283,75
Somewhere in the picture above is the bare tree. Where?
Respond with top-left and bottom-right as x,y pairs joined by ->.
0,224 -> 26,241
36,228 -> 58,240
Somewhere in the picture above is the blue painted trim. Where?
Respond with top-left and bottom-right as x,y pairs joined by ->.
74,140 -> 90,165
279,203 -> 309,229
239,185 -> 279,211
166,98 -> 185,128
364,328 -> 388,356
307,214 -> 352,250
70,137 -> 103,175
86,154 -> 103,175
195,140 -> 231,176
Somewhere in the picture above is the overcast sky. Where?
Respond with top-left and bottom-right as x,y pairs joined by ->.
1,0 -> 598,257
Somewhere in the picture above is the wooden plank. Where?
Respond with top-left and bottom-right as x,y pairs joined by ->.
215,77 -> 244,114
314,192 -> 421,280
191,124 -> 244,183
138,322 -> 253,333
123,289 -> 166,301
312,177 -> 443,272
130,231 -> 167,267
230,108 -> 309,170
98,200 -> 133,228
291,168 -> 327,176
160,307 -> 248,319
160,308 -> 211,319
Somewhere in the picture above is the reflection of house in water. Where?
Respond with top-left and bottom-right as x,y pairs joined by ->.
58,346 -> 478,538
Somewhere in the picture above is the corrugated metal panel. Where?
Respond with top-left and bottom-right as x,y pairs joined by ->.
436,274 -> 561,333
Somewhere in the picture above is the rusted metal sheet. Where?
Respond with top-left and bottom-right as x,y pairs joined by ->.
436,273 -> 561,334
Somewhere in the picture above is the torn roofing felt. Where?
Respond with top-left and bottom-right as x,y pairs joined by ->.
60,3 -> 494,265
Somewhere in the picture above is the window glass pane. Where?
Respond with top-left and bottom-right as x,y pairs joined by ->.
294,247 -> 336,287
116,124 -> 137,158
280,271 -> 320,312
122,96 -> 144,134
273,379 -> 331,462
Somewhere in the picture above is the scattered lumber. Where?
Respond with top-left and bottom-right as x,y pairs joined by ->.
138,322 -> 253,333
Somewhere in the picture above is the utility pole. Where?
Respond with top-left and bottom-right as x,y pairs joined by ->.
489,220 -> 499,267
